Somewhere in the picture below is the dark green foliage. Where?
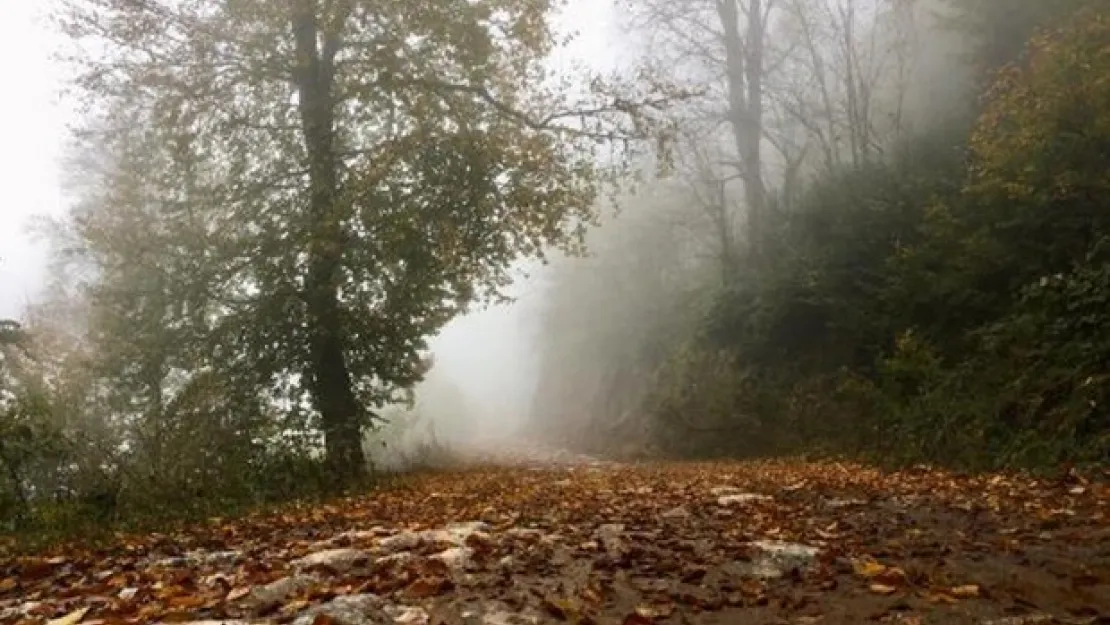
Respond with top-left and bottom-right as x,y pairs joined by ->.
647,0 -> 1110,470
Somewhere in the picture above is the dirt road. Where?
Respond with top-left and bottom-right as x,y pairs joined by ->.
2,454 -> 1109,625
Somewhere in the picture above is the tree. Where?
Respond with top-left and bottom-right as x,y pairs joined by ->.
620,0 -> 775,259
774,0 -> 920,171
941,0 -> 1097,79
619,0 -> 922,263
58,0 -> 678,484
965,3 -> 1110,278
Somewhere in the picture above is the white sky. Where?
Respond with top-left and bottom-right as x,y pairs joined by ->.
0,0 -> 621,435
0,2 -> 66,319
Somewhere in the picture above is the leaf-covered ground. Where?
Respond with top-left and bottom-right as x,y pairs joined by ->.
3,446 -> 1110,625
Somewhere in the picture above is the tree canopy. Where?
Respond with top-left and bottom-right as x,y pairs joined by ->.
56,0 -> 677,484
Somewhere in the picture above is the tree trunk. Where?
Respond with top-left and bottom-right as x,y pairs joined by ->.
713,179 -> 737,284
719,0 -> 767,261
291,2 -> 367,485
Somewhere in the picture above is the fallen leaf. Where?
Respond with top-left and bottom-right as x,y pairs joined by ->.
48,607 -> 90,625
875,567 -> 908,586
622,611 -> 654,625
951,584 -> 980,598
870,583 -> 898,595
923,591 -> 958,604
542,597 -> 575,620
854,559 -> 888,578
406,576 -> 453,599
227,586 -> 251,601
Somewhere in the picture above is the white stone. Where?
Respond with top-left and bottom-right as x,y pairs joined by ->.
291,593 -> 384,625
293,548 -> 373,572
391,606 -> 429,625
718,493 -> 772,506
744,540 -> 819,579
431,546 -> 474,570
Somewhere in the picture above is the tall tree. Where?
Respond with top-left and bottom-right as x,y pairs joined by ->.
776,0 -> 919,170
59,0 -> 676,483
621,0 -> 775,259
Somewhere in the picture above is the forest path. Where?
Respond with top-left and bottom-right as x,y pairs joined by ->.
3,457 -> 1110,625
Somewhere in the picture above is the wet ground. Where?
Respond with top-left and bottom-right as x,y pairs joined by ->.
2,449 -> 1109,625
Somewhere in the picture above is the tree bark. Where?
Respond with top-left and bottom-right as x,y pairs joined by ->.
718,0 -> 767,262
291,2 -> 366,485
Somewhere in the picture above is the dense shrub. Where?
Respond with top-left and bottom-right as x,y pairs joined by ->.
645,2 -> 1110,471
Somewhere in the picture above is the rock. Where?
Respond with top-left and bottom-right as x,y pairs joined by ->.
982,616 -> 1056,625
825,498 -> 867,509
744,540 -> 819,579
1,602 -> 41,620
387,605 -> 430,625
661,506 -> 691,519
154,621 -> 261,625
378,521 -> 489,554
597,523 -> 627,557
291,593 -> 384,625
376,552 -> 418,568
505,527 -> 545,541
378,531 -> 424,553
340,527 -> 391,541
240,574 -> 317,612
441,521 -> 491,543
718,493 -> 772,506
431,546 -> 474,570
202,573 -> 232,588
150,556 -> 191,568
149,550 -> 243,568
309,529 -> 383,550
710,485 -> 743,496
293,548 -> 373,572
483,611 -> 540,625
201,550 -> 244,565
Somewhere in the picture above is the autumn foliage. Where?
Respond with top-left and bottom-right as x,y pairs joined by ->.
531,0 -> 1110,470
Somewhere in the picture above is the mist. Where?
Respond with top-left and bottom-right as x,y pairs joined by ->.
0,0 -> 986,463
4,0 -> 1106,540
516,0 -> 982,457
4,4 -> 1110,623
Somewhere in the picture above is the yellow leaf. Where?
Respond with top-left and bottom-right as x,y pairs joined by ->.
48,607 -> 90,625
853,559 -> 887,578
951,584 -> 980,598
869,583 -> 898,595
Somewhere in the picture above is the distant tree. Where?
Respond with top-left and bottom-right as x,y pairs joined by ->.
620,0 -> 774,258
942,0 -> 1097,79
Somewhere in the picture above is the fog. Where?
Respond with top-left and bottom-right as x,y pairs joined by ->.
2,0 -> 988,466
0,0 -> 627,466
